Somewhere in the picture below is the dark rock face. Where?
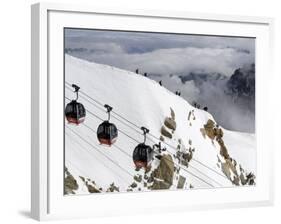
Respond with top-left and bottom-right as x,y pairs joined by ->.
179,72 -> 227,85
226,63 -> 255,100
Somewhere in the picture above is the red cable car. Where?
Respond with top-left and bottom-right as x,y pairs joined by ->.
97,104 -> 118,146
133,127 -> 153,169
65,84 -> 86,125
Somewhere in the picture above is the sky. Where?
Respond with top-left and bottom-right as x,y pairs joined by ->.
65,28 -> 255,133
65,28 -> 255,77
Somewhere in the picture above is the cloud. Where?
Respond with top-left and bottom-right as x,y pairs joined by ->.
149,72 -> 255,132
65,28 -> 255,77
65,29 -> 255,53
67,46 -> 254,77
195,80 -> 255,133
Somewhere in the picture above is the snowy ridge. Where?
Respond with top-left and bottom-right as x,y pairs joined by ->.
64,54 -> 256,195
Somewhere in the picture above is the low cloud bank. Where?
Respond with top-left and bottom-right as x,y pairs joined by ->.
149,66 -> 255,133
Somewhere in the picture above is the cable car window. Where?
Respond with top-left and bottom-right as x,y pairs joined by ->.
143,149 -> 146,158
78,104 -> 85,115
98,125 -> 104,133
110,125 -> 116,135
65,105 -> 70,114
105,126 -> 109,134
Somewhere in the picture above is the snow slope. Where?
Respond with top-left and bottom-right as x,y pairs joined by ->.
64,54 -> 256,194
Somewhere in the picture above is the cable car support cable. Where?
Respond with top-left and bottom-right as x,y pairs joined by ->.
65,87 -> 227,186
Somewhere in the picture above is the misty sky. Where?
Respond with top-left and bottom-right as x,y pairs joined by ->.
65,28 -> 255,133
65,28 -> 255,77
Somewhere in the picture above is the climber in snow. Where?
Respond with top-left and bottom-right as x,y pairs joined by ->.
159,80 -> 162,86
193,101 -> 202,109
135,68 -> 139,74
175,91 -> 181,96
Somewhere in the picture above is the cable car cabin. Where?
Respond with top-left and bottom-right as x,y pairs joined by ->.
133,143 -> 153,169
97,121 -> 118,146
65,100 -> 86,125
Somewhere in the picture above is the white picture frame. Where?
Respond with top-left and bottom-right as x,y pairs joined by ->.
31,2 -> 274,221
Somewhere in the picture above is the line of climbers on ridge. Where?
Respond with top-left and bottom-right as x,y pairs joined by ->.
135,68 -> 209,112
135,68 -> 163,87
193,101 -> 208,111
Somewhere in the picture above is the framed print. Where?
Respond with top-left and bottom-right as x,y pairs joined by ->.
31,2 -> 274,221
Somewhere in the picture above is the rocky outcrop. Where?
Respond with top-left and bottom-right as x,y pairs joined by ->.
64,168 -> 79,195
217,138 -> 230,159
161,126 -> 172,139
175,148 -> 194,167
164,117 -> 177,130
177,175 -> 186,189
202,120 -> 256,186
151,155 -> 174,190
106,182 -> 120,192
246,173 -> 256,185
200,128 -> 207,138
64,167 -> 105,194
87,184 -> 101,193
187,110 -> 196,126
134,174 -> 142,183
221,159 -> 238,183
79,174 -> 101,193
170,107 -> 176,120
203,119 -> 216,140
160,107 -> 177,140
